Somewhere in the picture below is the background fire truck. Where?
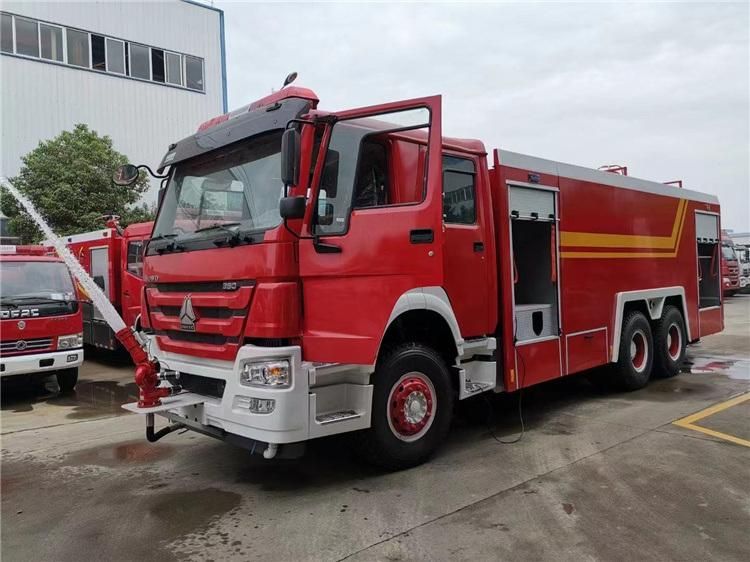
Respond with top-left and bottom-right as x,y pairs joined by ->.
64,219 -> 151,351
720,231 -> 740,296
0,245 -> 83,391
116,86 -> 723,469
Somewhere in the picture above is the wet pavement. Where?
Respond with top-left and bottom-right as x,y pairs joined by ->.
2,297 -> 749,561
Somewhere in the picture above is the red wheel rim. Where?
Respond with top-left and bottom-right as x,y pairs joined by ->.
667,323 -> 682,361
387,372 -> 436,442
630,329 -> 648,373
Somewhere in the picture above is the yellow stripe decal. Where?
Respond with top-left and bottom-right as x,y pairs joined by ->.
560,199 -> 688,259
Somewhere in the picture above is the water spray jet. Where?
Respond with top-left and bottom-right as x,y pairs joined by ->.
1,177 -> 169,407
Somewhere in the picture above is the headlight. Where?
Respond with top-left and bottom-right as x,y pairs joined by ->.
58,333 -> 83,349
240,359 -> 291,388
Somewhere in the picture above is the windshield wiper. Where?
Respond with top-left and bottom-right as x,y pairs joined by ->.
194,222 -> 241,234
0,298 -> 18,308
191,223 -> 247,248
149,233 -> 178,242
2,295 -> 70,304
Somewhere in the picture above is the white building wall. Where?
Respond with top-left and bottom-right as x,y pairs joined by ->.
0,0 -> 225,201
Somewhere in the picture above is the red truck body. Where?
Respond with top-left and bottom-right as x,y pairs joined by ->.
124,88 -> 723,467
65,222 -> 152,350
0,245 -> 83,389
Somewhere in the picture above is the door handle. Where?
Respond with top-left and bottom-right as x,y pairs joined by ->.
410,229 -> 434,244
473,241 -> 484,252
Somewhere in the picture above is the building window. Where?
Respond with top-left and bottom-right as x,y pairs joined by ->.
1,11 -> 205,94
91,34 -> 105,71
129,43 -> 149,80
40,23 -> 63,62
66,28 -> 89,67
185,55 -> 203,91
1,13 -> 13,53
151,48 -> 165,83
15,16 -> 38,57
106,37 -> 124,74
166,51 -> 182,85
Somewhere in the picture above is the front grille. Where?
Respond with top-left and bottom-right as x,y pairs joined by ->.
0,337 -> 53,354
179,373 -> 226,399
148,280 -> 254,293
154,306 -> 243,319
158,330 -> 239,345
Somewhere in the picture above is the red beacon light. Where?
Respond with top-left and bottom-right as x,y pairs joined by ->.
196,72 -> 318,133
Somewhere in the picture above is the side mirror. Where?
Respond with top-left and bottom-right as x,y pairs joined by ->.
279,196 -> 306,220
280,128 -> 300,187
113,164 -> 139,186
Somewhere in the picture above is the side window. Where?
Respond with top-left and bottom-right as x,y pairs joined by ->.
313,106 -> 430,236
442,156 -> 476,224
126,241 -> 144,277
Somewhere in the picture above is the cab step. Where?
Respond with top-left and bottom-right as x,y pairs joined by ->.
316,410 -> 362,425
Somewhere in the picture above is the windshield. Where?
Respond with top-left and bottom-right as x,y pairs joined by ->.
722,245 -> 737,261
1,261 -> 75,301
152,130 -> 284,244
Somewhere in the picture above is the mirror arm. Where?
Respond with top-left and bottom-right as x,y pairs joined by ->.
137,164 -> 170,180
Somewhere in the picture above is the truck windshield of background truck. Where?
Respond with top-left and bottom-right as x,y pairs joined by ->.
1,261 -> 76,304
722,244 -> 737,261
150,130 -> 284,253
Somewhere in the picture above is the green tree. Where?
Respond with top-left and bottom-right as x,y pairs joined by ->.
0,124 -> 154,242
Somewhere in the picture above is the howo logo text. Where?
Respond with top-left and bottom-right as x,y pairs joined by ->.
179,295 -> 198,332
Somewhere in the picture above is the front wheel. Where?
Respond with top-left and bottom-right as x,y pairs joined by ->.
356,343 -> 454,470
56,368 -> 79,393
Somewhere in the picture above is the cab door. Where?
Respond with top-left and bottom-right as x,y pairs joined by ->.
441,154 -> 492,337
298,96 -> 444,365
121,238 -> 145,328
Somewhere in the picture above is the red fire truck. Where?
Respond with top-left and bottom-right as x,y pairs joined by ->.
720,232 -> 740,297
64,219 -> 152,351
0,245 -> 83,391
118,85 -> 723,468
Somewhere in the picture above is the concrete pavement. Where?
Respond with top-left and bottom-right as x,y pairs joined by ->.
2,297 -> 748,561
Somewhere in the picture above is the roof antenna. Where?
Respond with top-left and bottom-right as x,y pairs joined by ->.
282,72 -> 298,89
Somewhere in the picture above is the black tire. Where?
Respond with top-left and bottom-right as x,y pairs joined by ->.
356,343 -> 454,470
653,306 -> 687,378
612,311 -> 654,391
56,368 -> 79,393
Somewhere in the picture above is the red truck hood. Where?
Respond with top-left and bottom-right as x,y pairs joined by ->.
0,312 -> 82,356
143,242 -> 297,361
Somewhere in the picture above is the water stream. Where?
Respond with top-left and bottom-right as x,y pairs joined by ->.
1,178 -> 127,334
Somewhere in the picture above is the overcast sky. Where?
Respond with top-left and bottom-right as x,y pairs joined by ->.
215,0 -> 749,232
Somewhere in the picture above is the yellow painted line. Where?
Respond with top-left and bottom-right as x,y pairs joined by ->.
672,392 -> 750,448
560,199 -> 685,250
561,198 -> 689,259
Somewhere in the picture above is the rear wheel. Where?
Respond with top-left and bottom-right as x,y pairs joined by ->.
56,368 -> 79,393
612,311 -> 653,391
356,343 -> 453,470
653,306 -> 686,378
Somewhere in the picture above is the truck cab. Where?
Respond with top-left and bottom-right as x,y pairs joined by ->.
0,245 -> 83,391
720,235 -> 740,296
